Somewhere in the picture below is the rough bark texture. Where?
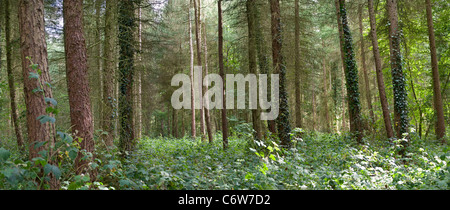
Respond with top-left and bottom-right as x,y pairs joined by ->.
358,3 -> 375,124
218,0 -> 228,149
269,0 -> 291,147
386,0 -> 409,140
5,0 -> 25,151
102,0 -> 117,147
63,0 -> 95,176
294,0 -> 302,129
18,0 -> 58,189
425,0 -> 446,142
247,0 -> 263,140
338,0 -> 363,143
118,0 -> 136,154
368,0 -> 394,139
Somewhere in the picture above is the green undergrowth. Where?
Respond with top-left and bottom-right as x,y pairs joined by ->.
116,132 -> 450,190
1,131 -> 450,190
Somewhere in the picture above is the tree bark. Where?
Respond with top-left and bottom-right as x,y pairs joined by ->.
63,0 -> 95,176
218,0 -> 228,149
338,0 -> 363,143
134,3 -> 143,140
118,0 -> 136,154
19,0 -> 58,189
188,1 -> 196,139
386,0 -> 409,140
294,0 -> 302,129
193,0 -> 207,142
203,17 -> 213,143
247,0 -> 263,140
322,40 -> 330,132
102,0 -> 117,147
358,3 -> 375,125
5,0 -> 25,151
269,0 -> 291,147
94,0 -> 103,130
425,0 -> 446,142
254,1 -> 275,135
368,0 -> 394,139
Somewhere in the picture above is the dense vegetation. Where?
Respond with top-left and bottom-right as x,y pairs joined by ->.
0,0 -> 449,190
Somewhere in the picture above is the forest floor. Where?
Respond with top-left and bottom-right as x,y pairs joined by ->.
115,132 -> 450,190
1,131 -> 450,190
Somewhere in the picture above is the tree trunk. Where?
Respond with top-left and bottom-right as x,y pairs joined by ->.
334,0 -> 348,133
368,0 -> 394,139
358,3 -> 375,125
386,0 -> 409,141
322,40 -> 330,132
247,0 -> 263,140
94,0 -> 103,131
18,0 -> 59,189
102,0 -> 117,147
134,3 -> 143,140
338,0 -> 363,143
118,0 -> 136,154
203,17 -> 213,143
188,2 -> 196,139
294,0 -> 302,129
254,1 -> 274,135
5,0 -> 25,151
63,0 -> 95,177
218,0 -> 228,149
193,0 -> 207,142
425,0 -> 446,143
269,0 -> 291,147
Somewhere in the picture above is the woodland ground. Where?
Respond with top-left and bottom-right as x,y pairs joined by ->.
2,129 -> 449,190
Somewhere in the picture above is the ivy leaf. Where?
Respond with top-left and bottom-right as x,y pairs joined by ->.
29,72 -> 40,80
30,64 -> 39,71
45,97 -> 58,106
37,115 -> 56,124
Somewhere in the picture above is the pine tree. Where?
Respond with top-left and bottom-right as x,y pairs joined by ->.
63,0 -> 95,176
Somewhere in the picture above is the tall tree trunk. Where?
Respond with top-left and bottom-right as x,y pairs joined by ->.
102,0 -> 117,147
218,0 -> 228,149
269,0 -> 291,147
19,0 -> 59,189
386,0 -> 409,141
63,0 -> 95,177
118,0 -> 136,154
335,0 -> 348,133
254,1 -> 274,135
188,1 -> 196,139
338,0 -> 363,143
425,0 -> 446,143
134,3 -> 143,140
5,0 -> 25,151
294,0 -> 302,129
203,17 -> 213,143
193,0 -> 206,142
368,0 -> 394,139
94,0 -> 103,130
322,40 -> 330,132
247,0 -> 263,140
358,3 -> 375,125
312,86 -> 316,131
